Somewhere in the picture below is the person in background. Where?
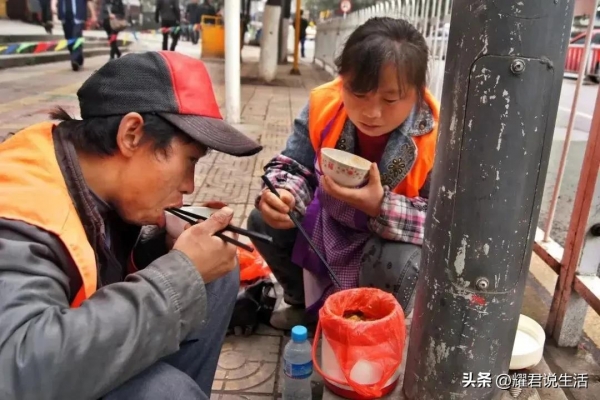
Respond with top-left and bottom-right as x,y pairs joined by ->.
199,0 -> 217,25
248,17 -> 438,330
185,0 -> 202,45
101,0 -> 125,60
56,0 -> 97,71
156,0 -> 181,51
298,10 -> 308,58
32,0 -> 53,34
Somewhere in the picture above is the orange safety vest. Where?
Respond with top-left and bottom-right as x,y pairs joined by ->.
308,78 -> 440,198
0,122 -> 97,308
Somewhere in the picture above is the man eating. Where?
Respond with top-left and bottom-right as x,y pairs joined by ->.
0,51 -> 262,400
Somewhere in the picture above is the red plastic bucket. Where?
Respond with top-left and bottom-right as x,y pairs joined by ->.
311,288 -> 406,400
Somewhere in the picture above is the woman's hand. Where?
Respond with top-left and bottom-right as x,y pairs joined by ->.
321,163 -> 385,218
257,188 -> 296,230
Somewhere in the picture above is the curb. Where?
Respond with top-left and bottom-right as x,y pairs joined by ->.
0,47 -> 130,69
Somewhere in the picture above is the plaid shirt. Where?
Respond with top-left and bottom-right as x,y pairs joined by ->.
261,155 -> 428,245
257,102 -> 434,246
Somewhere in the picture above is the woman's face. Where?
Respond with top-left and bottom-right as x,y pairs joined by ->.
341,63 -> 418,137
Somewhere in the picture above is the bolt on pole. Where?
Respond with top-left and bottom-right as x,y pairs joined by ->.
403,0 -> 576,399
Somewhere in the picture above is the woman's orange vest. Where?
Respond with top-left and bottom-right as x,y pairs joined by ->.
307,78 -> 440,198
0,123 -> 97,307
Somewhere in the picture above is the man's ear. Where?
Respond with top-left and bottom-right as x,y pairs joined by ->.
115,112 -> 145,158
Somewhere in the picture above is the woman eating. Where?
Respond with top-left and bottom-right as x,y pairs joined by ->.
248,17 -> 440,330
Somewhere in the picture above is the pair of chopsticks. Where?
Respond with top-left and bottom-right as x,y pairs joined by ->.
260,176 -> 342,289
166,208 -> 273,253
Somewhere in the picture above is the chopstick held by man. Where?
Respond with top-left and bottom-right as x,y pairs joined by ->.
0,51 -> 262,400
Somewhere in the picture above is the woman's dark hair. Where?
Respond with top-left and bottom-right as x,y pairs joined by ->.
49,107 -> 191,157
335,17 -> 429,103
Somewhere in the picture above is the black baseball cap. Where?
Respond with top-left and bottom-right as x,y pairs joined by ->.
76,51 -> 262,157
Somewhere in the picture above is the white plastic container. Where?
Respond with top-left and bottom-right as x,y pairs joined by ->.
509,314 -> 545,370
320,334 -> 401,399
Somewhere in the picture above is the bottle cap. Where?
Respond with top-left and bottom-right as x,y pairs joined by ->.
291,325 -> 308,342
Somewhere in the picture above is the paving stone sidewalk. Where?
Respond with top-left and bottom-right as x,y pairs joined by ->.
186,49 -> 333,400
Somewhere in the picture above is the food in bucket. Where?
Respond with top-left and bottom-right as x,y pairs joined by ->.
321,148 -> 371,188
343,310 -> 377,322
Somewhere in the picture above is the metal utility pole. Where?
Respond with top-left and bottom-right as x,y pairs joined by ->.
278,0 -> 292,64
224,0 -> 241,123
403,0 -> 575,399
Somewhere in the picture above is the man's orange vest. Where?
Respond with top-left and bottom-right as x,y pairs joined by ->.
0,122 -> 97,307
308,78 -> 440,198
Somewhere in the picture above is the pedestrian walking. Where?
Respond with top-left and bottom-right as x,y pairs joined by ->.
298,10 -> 308,58
186,0 -> 202,45
56,0 -> 97,71
0,51 -> 263,400
101,0 -> 126,60
248,17 -> 438,330
198,0 -> 217,24
30,0 -> 53,34
155,0 -> 181,51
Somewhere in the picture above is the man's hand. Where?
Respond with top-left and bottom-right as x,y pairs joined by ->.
257,188 -> 296,230
321,163 -> 385,218
173,207 -> 238,283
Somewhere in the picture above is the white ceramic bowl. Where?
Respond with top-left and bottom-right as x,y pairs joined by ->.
509,314 -> 545,370
321,148 -> 371,188
165,206 -> 220,238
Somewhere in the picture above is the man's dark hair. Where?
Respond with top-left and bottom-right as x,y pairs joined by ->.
335,17 -> 429,104
49,107 -> 191,157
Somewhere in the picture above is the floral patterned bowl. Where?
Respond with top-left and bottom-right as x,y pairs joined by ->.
321,148 -> 371,188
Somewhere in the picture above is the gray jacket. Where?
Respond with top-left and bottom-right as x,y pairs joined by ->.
0,126 -> 208,400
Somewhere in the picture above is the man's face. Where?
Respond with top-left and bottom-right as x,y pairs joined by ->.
111,113 -> 207,227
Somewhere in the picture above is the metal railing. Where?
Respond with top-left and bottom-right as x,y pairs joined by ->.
313,0 -> 600,349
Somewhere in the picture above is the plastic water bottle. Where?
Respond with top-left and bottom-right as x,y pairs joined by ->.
283,325 -> 313,400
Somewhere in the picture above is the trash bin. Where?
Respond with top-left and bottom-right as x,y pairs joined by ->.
0,0 -> 6,18
200,15 -> 248,59
200,15 -> 225,59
